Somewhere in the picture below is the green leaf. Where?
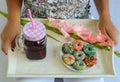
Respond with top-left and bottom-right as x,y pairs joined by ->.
20,20 -> 29,26
0,10 -> 8,18
45,23 -> 62,35
47,34 -> 62,43
114,50 -> 120,58
70,33 -> 80,40
93,43 -> 111,51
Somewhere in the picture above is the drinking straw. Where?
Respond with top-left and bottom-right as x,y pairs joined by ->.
27,9 -> 35,29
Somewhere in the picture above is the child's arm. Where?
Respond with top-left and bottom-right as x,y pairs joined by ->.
1,0 -> 23,54
94,0 -> 119,45
7,0 -> 22,22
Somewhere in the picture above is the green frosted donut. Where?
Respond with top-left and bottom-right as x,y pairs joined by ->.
73,61 -> 86,71
62,43 -> 74,54
74,51 -> 86,61
83,44 -> 96,56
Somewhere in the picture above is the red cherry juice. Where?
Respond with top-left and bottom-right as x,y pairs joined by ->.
24,36 -> 46,60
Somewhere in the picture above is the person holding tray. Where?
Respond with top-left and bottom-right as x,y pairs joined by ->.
0,0 -> 119,82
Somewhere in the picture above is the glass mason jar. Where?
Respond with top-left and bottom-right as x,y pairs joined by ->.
16,21 -> 46,60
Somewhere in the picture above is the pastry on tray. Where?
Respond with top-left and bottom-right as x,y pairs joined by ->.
61,40 -> 98,72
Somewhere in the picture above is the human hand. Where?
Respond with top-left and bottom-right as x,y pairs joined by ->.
1,20 -> 21,54
99,15 -> 119,45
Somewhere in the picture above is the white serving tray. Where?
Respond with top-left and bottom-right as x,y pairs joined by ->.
7,19 -> 116,78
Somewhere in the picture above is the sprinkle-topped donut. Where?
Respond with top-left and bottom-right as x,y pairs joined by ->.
61,40 -> 98,72
73,61 -> 86,71
62,43 -> 74,54
74,51 -> 86,60
83,56 -> 97,67
62,54 -> 75,65
83,44 -> 96,56
73,40 -> 85,51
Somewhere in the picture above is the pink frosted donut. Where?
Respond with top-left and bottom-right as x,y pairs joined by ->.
73,40 -> 85,51
62,54 -> 75,65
